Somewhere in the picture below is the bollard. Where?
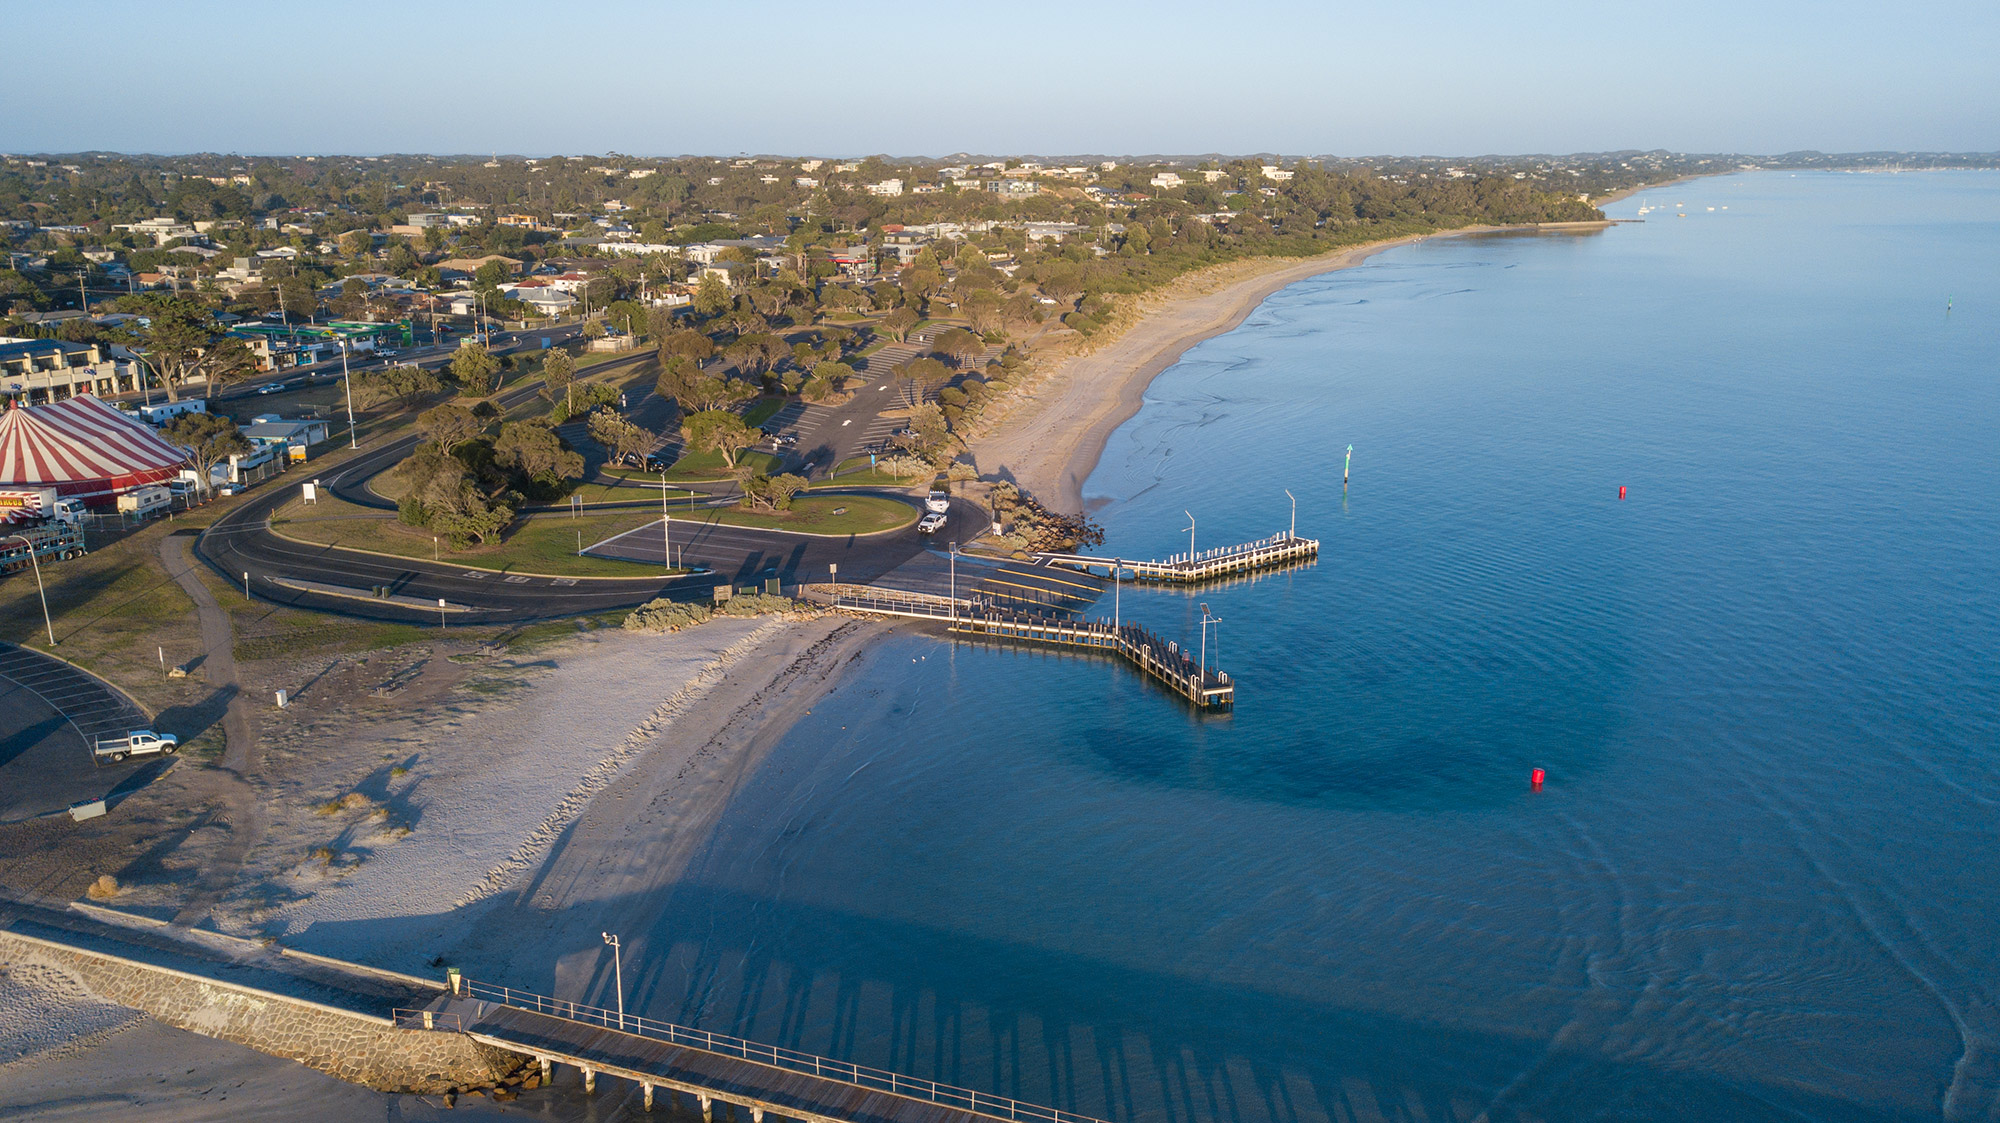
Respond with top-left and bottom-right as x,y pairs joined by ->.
422,1010 -> 434,1030
275,689 -> 288,709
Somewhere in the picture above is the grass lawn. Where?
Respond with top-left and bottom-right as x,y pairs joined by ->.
700,494 -> 915,536
650,447 -> 783,483
271,495 -> 671,577
809,455 -> 928,489
741,397 -> 785,430
562,477 -> 703,506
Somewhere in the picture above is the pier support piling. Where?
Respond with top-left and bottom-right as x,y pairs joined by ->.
583,1067 -> 595,1094
701,1093 -> 713,1123
643,1083 -> 654,1111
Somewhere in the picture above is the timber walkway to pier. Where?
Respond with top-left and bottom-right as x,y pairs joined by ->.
1038,531 -> 1318,584
803,585 -> 1234,709
433,978 -> 1110,1123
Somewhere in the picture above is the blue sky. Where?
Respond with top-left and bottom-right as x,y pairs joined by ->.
8,0 -> 1996,156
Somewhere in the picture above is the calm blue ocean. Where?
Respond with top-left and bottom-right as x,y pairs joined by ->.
630,172 -> 2000,1122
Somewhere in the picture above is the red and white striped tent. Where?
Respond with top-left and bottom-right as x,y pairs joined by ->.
0,394 -> 189,507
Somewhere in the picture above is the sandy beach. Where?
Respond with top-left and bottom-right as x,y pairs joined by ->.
968,231 -> 1498,513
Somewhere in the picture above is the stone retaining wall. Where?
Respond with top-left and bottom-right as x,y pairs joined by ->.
0,930 -> 527,1093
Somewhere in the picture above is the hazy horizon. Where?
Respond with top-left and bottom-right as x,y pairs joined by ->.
9,0 -> 1995,158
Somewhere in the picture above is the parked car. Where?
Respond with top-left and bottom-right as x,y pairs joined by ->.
918,512 -> 947,535
93,730 -> 178,763
643,454 -> 671,472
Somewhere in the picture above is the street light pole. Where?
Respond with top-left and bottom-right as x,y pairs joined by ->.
659,471 -> 672,571
600,933 -> 624,1031
949,541 -> 958,625
1113,558 -> 1121,631
1284,488 -> 1295,541
338,339 -> 357,448
2,534 -> 56,646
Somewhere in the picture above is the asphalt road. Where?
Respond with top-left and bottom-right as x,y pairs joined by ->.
0,643 -> 164,823
190,331 -> 998,623
588,494 -> 993,592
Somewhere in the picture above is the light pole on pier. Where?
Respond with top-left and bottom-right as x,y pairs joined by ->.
1284,488 -> 1296,541
949,540 -> 958,626
601,932 -> 625,1031
1183,510 -> 1195,561
1199,602 -> 1221,681
1113,558 -> 1122,631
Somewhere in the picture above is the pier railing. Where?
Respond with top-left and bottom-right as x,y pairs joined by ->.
453,977 -> 1112,1123
1039,531 -> 1318,584
805,586 -> 1233,709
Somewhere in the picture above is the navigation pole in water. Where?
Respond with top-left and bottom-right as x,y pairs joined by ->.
1344,445 -> 1353,487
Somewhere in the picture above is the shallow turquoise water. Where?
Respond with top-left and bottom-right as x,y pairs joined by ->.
623,172 -> 2000,1122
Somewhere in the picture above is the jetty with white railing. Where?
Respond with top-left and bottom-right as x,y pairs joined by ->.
1037,531 -> 1318,584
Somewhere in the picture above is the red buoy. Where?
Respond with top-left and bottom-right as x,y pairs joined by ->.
1531,768 -> 1546,789
1618,486 -> 1627,501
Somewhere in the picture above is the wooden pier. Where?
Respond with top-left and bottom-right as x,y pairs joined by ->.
433,978 -> 1109,1123
804,586 -> 1233,710
1038,531 -> 1318,585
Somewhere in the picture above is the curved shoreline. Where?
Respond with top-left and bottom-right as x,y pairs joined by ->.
967,225 -> 1556,514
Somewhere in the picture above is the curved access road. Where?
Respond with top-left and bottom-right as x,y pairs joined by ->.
195,377 -> 993,623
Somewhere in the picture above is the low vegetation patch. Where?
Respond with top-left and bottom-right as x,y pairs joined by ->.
622,592 -> 801,633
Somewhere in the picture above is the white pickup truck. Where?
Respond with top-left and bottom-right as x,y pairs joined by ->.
93,731 -> 178,763
925,489 -> 951,514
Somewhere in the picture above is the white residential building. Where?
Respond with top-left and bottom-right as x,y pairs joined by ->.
866,178 -> 904,197
1260,165 -> 1294,181
1149,172 -> 1184,189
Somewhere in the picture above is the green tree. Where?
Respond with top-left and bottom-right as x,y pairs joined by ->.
881,306 -> 919,341
740,472 -> 807,511
933,327 -> 982,367
417,403 -> 483,452
539,348 -> 576,411
161,413 -> 251,499
656,327 -> 715,364
897,355 -> 950,408
450,344 -> 502,395
131,294 -> 255,402
494,420 -> 583,489
693,273 -> 731,318
680,409 -> 756,468
355,364 -> 445,411
587,409 -> 653,464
